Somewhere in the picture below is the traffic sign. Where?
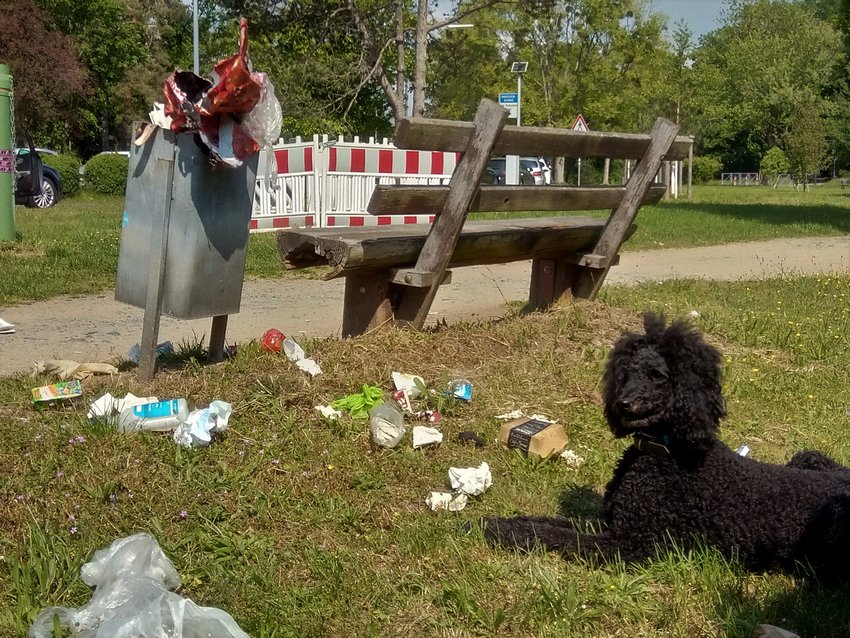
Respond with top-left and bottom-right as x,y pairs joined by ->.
571,113 -> 589,132
499,92 -> 518,105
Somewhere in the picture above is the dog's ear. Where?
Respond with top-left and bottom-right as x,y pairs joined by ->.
643,312 -> 667,339
661,320 -> 726,449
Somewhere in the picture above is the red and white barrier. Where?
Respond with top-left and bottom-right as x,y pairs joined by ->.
251,135 -> 458,231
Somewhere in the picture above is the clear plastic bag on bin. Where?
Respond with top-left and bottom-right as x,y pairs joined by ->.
28,533 -> 249,638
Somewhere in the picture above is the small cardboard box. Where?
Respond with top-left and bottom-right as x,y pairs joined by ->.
500,417 -> 567,460
31,380 -> 83,406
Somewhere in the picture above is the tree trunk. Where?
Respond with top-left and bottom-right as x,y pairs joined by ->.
411,0 -> 429,117
395,0 -> 406,112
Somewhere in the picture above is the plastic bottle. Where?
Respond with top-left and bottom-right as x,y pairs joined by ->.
369,401 -> 406,448
118,399 -> 190,433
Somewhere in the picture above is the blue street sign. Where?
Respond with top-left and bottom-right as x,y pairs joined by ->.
499,92 -> 519,105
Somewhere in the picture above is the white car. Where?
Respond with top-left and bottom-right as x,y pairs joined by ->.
519,157 -> 552,185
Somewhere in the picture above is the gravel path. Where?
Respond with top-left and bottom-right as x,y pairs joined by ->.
1,235 -> 848,377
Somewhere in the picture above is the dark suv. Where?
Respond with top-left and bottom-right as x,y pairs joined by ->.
15,136 -> 62,208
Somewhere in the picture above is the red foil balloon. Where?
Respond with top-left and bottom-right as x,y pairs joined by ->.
261,329 -> 285,353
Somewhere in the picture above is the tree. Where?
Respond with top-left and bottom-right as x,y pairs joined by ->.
760,146 -> 789,187
783,91 -> 829,190
0,0 -> 88,145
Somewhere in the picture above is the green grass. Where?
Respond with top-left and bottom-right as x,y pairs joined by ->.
3,184 -> 850,637
3,182 -> 850,305
2,274 -> 850,637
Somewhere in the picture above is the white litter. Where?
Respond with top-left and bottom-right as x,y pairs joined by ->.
425,491 -> 469,512
392,371 -> 424,398
0,317 -> 15,334
172,401 -> 232,449
315,405 -> 343,420
87,392 -> 158,422
412,426 -> 443,449
448,462 -> 492,496
280,336 -> 322,376
559,448 -> 585,468
295,358 -> 322,376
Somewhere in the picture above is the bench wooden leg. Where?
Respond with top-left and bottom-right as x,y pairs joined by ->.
342,273 -> 394,337
529,258 -> 580,308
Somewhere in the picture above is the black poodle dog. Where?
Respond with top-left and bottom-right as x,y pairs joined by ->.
484,313 -> 850,584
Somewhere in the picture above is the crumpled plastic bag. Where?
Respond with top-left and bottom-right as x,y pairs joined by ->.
28,533 -> 249,638
172,400 -> 232,448
448,462 -> 492,496
33,360 -> 118,380
162,17 -> 281,168
87,392 -> 158,422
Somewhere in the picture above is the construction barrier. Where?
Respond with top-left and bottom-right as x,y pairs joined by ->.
250,135 -> 457,231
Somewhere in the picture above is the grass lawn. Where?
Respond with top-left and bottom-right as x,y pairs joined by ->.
2,184 -> 850,637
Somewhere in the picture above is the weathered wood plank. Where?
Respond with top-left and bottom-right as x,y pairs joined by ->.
342,274 -> 393,337
393,99 -> 509,329
367,183 -> 667,215
394,118 -> 692,160
571,117 -> 680,299
277,216 -> 632,276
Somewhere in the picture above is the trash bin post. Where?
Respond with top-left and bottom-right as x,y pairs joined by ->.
138,154 -> 176,381
0,63 -> 15,242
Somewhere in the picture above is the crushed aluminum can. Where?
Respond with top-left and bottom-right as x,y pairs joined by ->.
448,379 -> 472,402
392,389 -> 413,413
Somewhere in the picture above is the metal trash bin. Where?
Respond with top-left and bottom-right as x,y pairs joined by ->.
116,127 -> 258,319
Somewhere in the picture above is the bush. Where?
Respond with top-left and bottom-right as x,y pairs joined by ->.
46,153 -> 82,197
84,153 -> 129,195
689,155 -> 723,184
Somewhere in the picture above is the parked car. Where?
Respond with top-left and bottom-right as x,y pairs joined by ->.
14,141 -> 63,208
520,157 -> 552,185
482,157 -> 506,185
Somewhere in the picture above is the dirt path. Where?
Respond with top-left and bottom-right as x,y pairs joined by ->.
2,235 -> 848,377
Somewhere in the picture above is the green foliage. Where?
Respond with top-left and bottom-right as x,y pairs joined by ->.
690,156 -> 723,184
83,154 -> 129,196
760,147 -> 789,186
46,153 -> 82,197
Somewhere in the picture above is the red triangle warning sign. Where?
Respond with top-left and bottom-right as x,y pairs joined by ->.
571,114 -> 589,132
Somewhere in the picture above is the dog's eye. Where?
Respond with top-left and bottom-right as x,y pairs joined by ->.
650,368 -> 668,380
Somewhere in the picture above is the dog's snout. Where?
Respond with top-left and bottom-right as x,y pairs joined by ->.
616,399 -> 632,413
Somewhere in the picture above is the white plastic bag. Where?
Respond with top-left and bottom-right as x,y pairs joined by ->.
28,533 -> 249,638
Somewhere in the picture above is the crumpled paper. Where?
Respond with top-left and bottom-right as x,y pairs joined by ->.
426,491 -> 468,512
281,337 -> 322,376
0,317 -> 14,334
315,405 -> 342,420
412,426 -> 443,449
87,392 -> 158,422
392,371 -> 424,398
34,360 -> 119,381
173,401 -> 232,448
448,462 -> 492,496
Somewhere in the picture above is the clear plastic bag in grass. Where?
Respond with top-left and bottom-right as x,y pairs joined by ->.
28,533 -> 249,638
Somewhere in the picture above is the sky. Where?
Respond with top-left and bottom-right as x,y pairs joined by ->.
646,0 -> 726,40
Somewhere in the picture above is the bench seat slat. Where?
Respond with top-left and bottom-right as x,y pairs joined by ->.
395,118 -> 691,160
277,216 -> 633,278
367,183 -> 667,215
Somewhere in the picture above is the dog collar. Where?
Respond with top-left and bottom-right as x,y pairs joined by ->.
633,433 -> 671,458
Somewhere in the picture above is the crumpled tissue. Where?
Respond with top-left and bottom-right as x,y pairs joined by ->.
27,533 -> 249,638
448,462 -> 492,496
315,405 -> 343,420
412,426 -> 443,449
281,337 -> 322,376
426,491 -> 468,512
173,401 -> 232,448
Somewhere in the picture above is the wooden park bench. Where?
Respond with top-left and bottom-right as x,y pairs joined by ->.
277,98 -> 688,337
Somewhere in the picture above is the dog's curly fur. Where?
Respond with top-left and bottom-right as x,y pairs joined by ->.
484,313 -> 850,584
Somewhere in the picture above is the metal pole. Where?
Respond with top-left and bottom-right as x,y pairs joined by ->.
517,73 -> 522,128
0,63 -> 15,242
193,0 -> 200,74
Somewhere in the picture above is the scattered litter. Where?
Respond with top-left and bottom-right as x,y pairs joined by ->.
331,384 -> 385,419
412,426 -> 443,449
173,401 -> 232,448
751,625 -> 800,638
127,341 -> 174,365
87,392 -> 158,422
500,417 -> 567,460
315,405 -> 342,420
559,448 -> 585,468
688,310 -> 701,319
0,317 -> 14,334
448,378 -> 473,401
295,357 -> 322,377
426,491 -> 468,512
282,336 -> 305,362
495,409 -> 524,421
392,372 -> 424,398
448,462 -> 492,496
417,409 -> 441,424
736,444 -> 750,457
28,533 -> 249,638
369,401 -> 406,448
33,359 -> 118,380
119,399 -> 190,434
392,389 -> 414,413
261,328 -> 285,353
458,431 -> 486,448
32,380 -> 83,406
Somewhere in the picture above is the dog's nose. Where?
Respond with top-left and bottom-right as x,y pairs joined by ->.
616,399 -> 632,413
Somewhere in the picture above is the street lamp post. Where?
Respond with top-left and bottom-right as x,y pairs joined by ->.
507,61 -> 528,185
